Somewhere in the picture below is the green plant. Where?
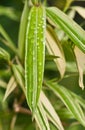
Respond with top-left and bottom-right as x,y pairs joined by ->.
0,0 -> 85,130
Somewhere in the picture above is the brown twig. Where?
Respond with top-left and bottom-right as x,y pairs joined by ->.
13,99 -> 31,115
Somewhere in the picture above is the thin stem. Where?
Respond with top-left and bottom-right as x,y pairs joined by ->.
14,102 -> 31,115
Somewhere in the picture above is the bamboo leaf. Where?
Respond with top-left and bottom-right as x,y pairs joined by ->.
18,0 -> 29,60
0,79 -> 7,88
0,47 -> 10,61
12,64 -> 25,93
25,6 -> 46,112
72,6 -> 85,19
57,108 -> 75,120
0,47 -> 10,69
40,91 -> 64,130
3,76 -> 17,101
34,101 -> 50,130
46,26 -> 66,78
64,0 -> 74,11
46,7 -> 85,53
46,55 -> 59,61
74,46 -> 85,89
45,81 -> 85,127
71,91 -> 85,110
0,25 -> 18,55
0,6 -> 20,21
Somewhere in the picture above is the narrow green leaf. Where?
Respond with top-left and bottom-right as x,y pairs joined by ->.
0,25 -> 18,55
40,91 -> 64,130
0,6 -> 20,21
12,64 -> 25,94
46,7 -> 85,53
3,76 -> 17,101
57,108 -> 75,120
64,0 -> 74,11
45,81 -> 85,127
46,55 -> 59,61
0,47 -> 10,61
18,0 -> 29,60
74,46 -> 85,89
46,26 -> 66,78
25,5 -> 46,111
34,101 -> 50,130
70,91 -> 85,110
